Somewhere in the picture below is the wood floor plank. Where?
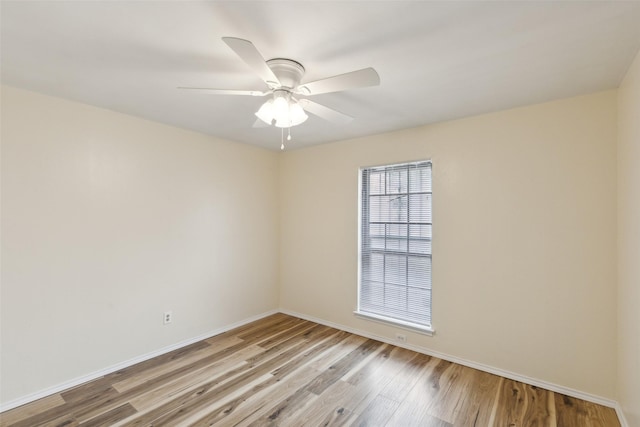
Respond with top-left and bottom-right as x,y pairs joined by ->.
554,393 -> 621,427
0,314 -> 622,427
126,344 -> 264,413
283,379 -> 355,427
239,341 -> 363,426
387,411 -> 453,427
245,339 -> 385,426
487,376 -> 505,426
379,352 -> 434,403
111,335 -> 243,393
338,347 -> 423,426
0,394 -> 66,425
247,389 -> 316,427
3,400 -> 77,427
104,340 -> 212,386
195,327 -> 351,426
317,406 -> 353,427
61,379 -> 117,405
120,320 -> 337,426
492,379 -> 554,426
37,413 -> 79,427
385,358 -> 458,427
547,391 -> 558,427
123,354 -> 294,424
218,331 -> 360,427
419,361 -> 498,424
207,313 -> 291,343
237,316 -> 305,342
343,344 -> 405,386
450,369 -> 502,427
306,334 -> 369,372
305,339 -> 383,395
350,394 -> 400,427
72,317 -> 307,422
419,361 -> 468,423
593,404 -> 623,427
255,320 -> 315,349
175,372 -> 277,427
210,366 -> 324,427
294,344 -> 417,427
246,323 -> 330,366
189,329 -> 351,426
78,403 -> 136,427
202,328 -> 368,427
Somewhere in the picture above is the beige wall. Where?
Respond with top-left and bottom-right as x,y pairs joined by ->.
617,50 -> 640,425
0,86 -> 279,404
279,91 -> 618,399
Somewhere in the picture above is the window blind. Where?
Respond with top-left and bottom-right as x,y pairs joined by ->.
359,161 -> 432,328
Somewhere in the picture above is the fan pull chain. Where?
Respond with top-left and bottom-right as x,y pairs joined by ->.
281,127 -> 285,150
287,127 -> 292,141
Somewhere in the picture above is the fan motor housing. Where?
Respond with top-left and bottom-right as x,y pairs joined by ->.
267,58 -> 305,90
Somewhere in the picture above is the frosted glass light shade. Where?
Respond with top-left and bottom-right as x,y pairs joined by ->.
273,95 -> 289,116
274,117 -> 290,128
289,101 -> 308,126
256,93 -> 308,128
255,99 -> 274,124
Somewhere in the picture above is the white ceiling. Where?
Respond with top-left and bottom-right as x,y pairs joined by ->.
2,1 -> 640,150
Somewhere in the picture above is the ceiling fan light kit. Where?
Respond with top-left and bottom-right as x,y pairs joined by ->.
179,37 -> 380,149
255,89 -> 308,128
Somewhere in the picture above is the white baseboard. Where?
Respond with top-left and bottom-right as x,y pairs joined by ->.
615,403 -> 630,427
279,309 -> 621,412
0,309 -> 278,413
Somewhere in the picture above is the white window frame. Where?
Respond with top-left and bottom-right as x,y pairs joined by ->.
355,160 -> 434,336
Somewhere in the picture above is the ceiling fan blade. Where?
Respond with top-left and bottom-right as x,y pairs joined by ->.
297,67 -> 380,95
222,37 -> 280,87
177,87 -> 268,96
252,118 -> 270,128
299,99 -> 353,124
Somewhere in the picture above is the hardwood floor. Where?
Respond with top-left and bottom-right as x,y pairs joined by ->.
0,313 -> 621,426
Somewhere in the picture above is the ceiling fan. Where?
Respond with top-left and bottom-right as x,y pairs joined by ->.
179,37 -> 380,148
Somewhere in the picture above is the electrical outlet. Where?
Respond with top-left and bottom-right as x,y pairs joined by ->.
163,310 -> 173,325
395,333 -> 407,343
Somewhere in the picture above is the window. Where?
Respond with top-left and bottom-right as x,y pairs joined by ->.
357,160 -> 432,333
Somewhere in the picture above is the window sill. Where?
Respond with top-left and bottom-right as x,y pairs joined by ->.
354,311 -> 435,336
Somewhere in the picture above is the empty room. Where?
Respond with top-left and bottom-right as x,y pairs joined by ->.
1,1 -> 639,426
